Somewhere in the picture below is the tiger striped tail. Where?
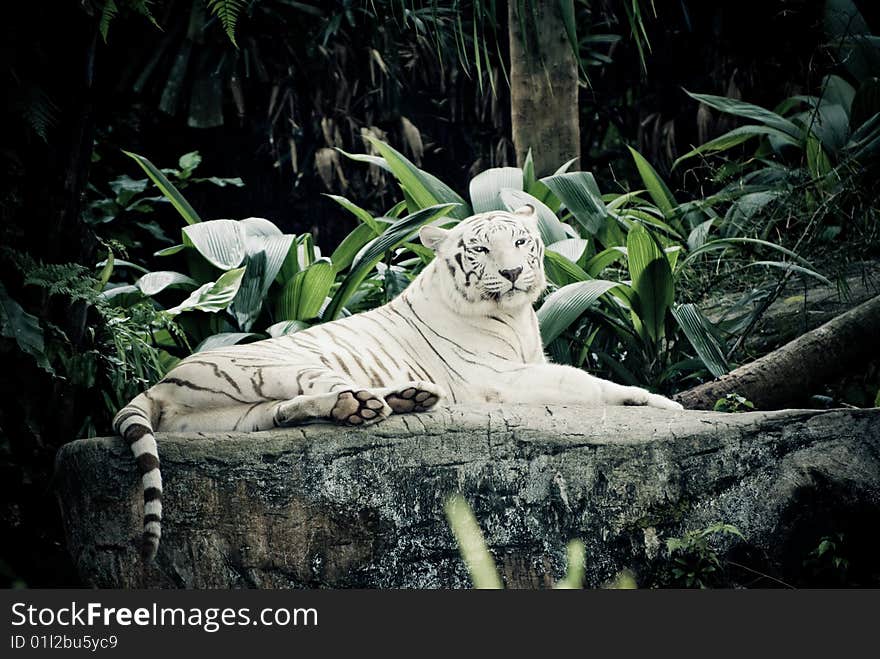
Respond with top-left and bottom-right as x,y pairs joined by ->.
112,393 -> 162,561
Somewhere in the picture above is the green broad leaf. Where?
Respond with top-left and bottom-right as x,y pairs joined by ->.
540,171 -> 607,236
99,258 -> 150,274
673,125 -> 802,168
498,189 -> 568,245
97,249 -> 114,289
330,223 -> 381,273
821,74 -> 856,115
229,252 -> 275,331
626,146 -> 678,218
155,244 -> 186,257
684,91 -> 802,139
192,176 -> 245,188
627,225 -> 674,343
323,194 -> 383,234
324,203 -> 459,320
631,258 -> 674,344
844,111 -> 880,159
537,279 -> 622,346
469,167 -> 523,213
851,77 -> 880,130
671,304 -> 730,378
687,219 -> 715,251
98,284 -> 141,304
109,174 -> 148,205
335,147 -> 392,173
546,238 -> 590,264
266,320 -> 311,337
232,225 -> 300,329
627,224 -> 666,285
584,246 -> 628,277
544,250 -> 590,287
135,271 -> 199,296
0,282 -> 53,373
167,267 -> 246,315
361,135 -> 470,218
178,151 -> 202,174
239,216 -> 282,236
275,258 -> 335,321
183,219 -> 247,270
243,230 -> 296,297
123,150 -> 202,224
383,266 -> 412,302
803,102 -> 850,154
523,157 -> 579,212
194,332 -> 259,353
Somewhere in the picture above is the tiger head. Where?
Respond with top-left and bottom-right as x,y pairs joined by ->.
418,205 -> 547,314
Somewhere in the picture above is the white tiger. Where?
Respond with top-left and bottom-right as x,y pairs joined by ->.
113,205 -> 683,560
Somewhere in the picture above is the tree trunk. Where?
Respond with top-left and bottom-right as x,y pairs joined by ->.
508,0 -> 580,176
676,294 -> 880,410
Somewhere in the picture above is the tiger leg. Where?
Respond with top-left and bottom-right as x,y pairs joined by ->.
273,390 -> 386,426
592,377 -> 684,411
278,380 -> 444,425
493,363 -> 683,411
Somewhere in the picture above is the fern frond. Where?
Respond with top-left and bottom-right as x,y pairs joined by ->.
21,86 -> 59,142
99,0 -> 119,43
206,0 -> 246,47
132,0 -> 161,30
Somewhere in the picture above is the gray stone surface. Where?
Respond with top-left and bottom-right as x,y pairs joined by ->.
55,405 -> 880,588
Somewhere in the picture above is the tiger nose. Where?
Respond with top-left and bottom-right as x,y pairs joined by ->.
499,267 -> 523,283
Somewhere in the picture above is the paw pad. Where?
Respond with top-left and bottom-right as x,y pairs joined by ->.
331,390 -> 389,426
385,384 -> 441,414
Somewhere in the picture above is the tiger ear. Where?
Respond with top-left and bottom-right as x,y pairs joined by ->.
419,225 -> 450,251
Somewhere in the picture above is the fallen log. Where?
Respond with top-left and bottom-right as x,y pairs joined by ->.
677,294 -> 880,410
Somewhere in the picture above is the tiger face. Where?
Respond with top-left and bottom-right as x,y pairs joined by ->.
419,205 -> 547,313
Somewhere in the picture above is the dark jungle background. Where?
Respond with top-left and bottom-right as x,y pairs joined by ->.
2,0 -> 879,588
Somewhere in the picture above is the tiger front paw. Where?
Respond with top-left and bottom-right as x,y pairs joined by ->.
647,393 -> 685,411
331,390 -> 392,426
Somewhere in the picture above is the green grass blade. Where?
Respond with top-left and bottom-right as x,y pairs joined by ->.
123,150 -> 202,224
444,494 -> 503,589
